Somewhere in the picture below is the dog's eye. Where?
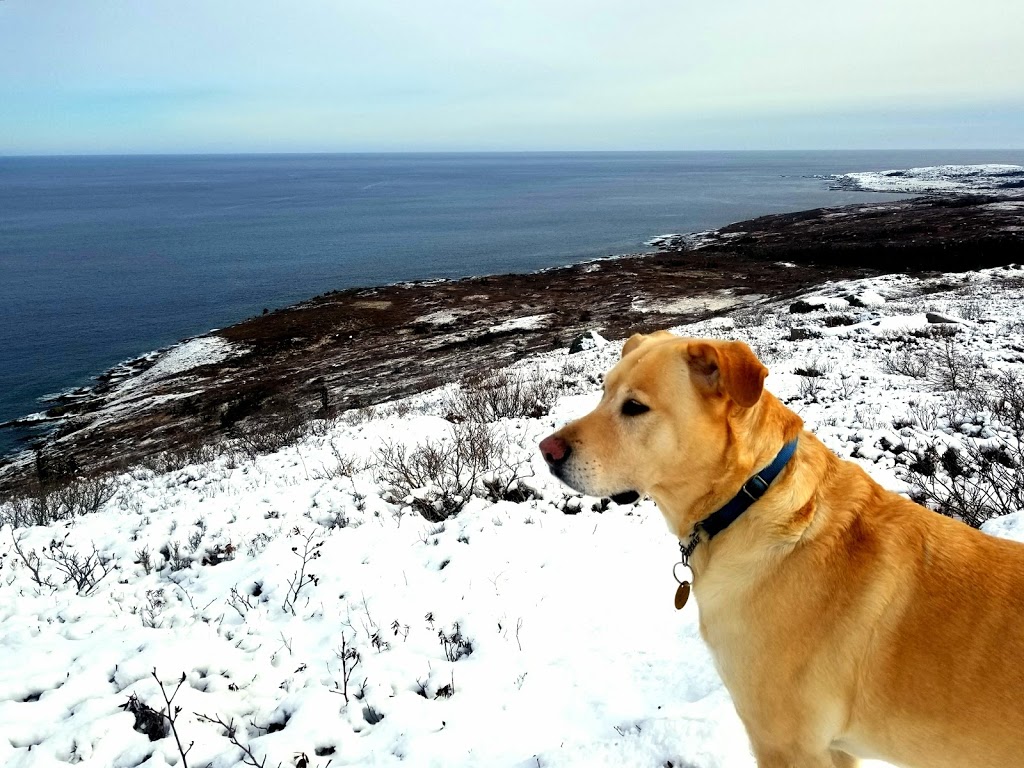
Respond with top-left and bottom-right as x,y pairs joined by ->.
621,399 -> 650,416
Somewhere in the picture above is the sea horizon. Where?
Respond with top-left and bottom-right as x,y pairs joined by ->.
4,147 -> 1024,159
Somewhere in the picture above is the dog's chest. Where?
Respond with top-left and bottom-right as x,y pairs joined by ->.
694,574 -> 782,690
697,600 -> 755,687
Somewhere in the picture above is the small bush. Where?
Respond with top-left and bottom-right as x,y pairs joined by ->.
230,407 -> 308,460
312,441 -> 363,481
822,313 -> 857,327
901,371 -> 1024,527
444,369 -> 556,423
43,537 -> 116,595
880,346 -> 929,379
929,337 -> 983,393
734,307 -> 770,328
438,622 -> 473,662
794,358 -> 831,402
377,423 -> 489,522
141,439 -> 224,474
376,422 -> 532,522
0,473 -> 122,529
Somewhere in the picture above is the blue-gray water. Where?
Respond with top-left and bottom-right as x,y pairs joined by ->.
3,150 -> 1022,456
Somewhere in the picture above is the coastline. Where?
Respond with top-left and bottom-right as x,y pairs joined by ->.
5,156 -> 1022,462
3,191 -> 1024,489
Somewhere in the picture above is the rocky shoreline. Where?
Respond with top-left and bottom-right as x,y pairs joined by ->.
2,193 -> 1023,491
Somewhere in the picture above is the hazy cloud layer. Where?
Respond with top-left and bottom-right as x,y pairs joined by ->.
1,0 -> 1021,153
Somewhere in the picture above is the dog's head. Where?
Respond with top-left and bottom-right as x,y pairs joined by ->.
540,332 -> 785,536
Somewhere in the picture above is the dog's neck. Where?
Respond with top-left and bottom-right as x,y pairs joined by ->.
653,392 -> 804,549
702,438 -> 799,537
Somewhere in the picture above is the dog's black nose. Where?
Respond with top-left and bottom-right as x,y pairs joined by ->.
539,434 -> 572,466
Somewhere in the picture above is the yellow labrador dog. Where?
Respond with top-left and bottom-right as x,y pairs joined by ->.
539,331 -> 1024,768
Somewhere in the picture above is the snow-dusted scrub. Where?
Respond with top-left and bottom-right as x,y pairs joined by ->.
901,368 -> 1024,527
375,420 -> 534,523
5,267 -> 1024,768
442,368 -> 559,423
1,470 -> 123,529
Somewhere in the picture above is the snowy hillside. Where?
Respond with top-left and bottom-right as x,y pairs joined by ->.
830,163 -> 1024,195
5,266 -> 1024,768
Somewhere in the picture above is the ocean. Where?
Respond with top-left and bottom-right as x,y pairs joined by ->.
2,149 -> 1022,456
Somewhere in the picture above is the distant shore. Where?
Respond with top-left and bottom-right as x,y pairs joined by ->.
3,191 -> 1023,491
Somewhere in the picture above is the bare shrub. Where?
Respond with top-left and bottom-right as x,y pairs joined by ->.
906,400 -> 941,431
930,337 -> 983,393
438,622 -> 473,662
902,371 -> 1024,527
880,346 -> 929,379
376,421 -> 528,522
331,633 -> 362,704
478,428 -> 536,503
835,373 -> 858,400
338,406 -> 381,426
559,358 -> 587,387
444,369 -> 556,422
749,340 -> 783,365
43,536 -> 116,595
9,528 -> 54,591
794,358 -> 832,378
194,712 -> 266,768
230,410 -> 308,460
960,298 -> 986,322
794,359 -> 830,402
282,528 -> 323,615
733,306 -> 770,328
0,497 -> 36,529
909,324 -> 960,339
149,671 -> 194,768
141,439 -> 223,474
311,441 -> 364,481
822,313 -> 857,327
904,440 -> 1022,528
377,425 -> 484,523
160,541 -> 192,572
0,473 -> 122,529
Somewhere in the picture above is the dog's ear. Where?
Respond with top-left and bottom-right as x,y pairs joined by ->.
685,340 -> 767,408
621,334 -> 647,358
622,330 -> 674,359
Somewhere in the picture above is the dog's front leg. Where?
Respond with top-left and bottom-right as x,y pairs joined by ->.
751,744 -> 858,768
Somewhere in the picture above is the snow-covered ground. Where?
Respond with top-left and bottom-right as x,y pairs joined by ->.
830,163 -> 1024,195
5,266 -> 1024,768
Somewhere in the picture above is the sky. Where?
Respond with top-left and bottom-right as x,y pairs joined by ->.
1,0 -> 1022,154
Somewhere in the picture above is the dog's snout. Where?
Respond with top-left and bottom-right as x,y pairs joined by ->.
539,435 -> 571,466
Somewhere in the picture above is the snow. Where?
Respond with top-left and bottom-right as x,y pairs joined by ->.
5,266 -> 1024,767
631,293 -> 756,315
645,231 -> 744,252
831,164 -> 1024,195
857,289 -> 886,307
795,295 -> 850,311
417,310 -> 469,326
487,314 -> 551,334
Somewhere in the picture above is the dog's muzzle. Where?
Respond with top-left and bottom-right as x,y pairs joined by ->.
539,434 -> 639,504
